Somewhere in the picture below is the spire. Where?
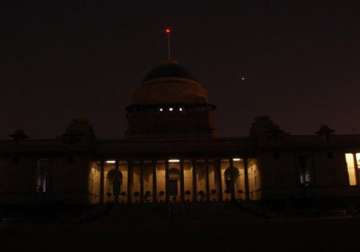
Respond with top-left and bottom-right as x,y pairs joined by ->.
316,125 -> 335,143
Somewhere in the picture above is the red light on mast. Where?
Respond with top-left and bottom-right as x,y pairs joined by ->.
165,27 -> 172,34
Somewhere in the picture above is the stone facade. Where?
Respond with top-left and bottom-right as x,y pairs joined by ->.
0,61 -> 359,205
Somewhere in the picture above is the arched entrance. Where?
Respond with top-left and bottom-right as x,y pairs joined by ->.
168,168 -> 180,201
107,169 -> 123,202
224,166 -> 239,201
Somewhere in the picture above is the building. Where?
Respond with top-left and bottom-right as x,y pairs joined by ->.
0,60 -> 359,205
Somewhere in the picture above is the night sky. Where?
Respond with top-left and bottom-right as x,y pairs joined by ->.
0,2 -> 359,139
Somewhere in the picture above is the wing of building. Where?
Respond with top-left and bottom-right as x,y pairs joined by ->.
0,61 -> 359,205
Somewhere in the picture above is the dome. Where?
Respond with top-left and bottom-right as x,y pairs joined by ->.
143,61 -> 197,82
132,61 -> 208,105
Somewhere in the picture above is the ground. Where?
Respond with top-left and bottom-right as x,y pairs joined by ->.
1,202 -> 359,251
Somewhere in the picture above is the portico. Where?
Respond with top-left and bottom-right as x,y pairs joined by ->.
88,157 -> 261,204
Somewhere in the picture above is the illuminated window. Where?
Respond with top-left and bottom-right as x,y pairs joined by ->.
345,154 -> 357,186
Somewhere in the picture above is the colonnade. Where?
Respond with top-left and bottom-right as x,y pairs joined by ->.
91,158 -> 259,204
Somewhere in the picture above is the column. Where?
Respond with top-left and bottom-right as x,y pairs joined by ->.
192,160 -> 197,202
244,158 -> 250,200
229,158 -> 236,201
165,160 -> 170,203
180,160 -> 185,203
152,160 -> 157,203
205,159 -> 210,202
140,161 -> 144,203
216,159 -> 223,202
353,154 -> 359,186
99,160 -> 105,204
127,161 -> 133,204
115,160 -> 120,204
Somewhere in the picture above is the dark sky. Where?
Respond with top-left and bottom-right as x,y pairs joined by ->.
0,2 -> 359,139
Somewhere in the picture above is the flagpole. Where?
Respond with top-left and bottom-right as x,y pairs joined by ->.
165,27 -> 172,60
167,32 -> 171,60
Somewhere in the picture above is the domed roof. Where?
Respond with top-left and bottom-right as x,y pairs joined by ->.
143,61 -> 197,82
131,61 -> 208,105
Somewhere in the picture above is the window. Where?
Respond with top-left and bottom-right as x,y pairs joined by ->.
299,170 -> 311,186
356,153 -> 360,169
298,156 -> 312,186
36,159 -> 49,192
273,152 -> 280,160
345,153 -> 357,186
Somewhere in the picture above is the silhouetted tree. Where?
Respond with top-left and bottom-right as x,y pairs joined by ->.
9,129 -> 28,143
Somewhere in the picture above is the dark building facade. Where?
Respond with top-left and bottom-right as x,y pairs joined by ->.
0,61 -> 360,205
